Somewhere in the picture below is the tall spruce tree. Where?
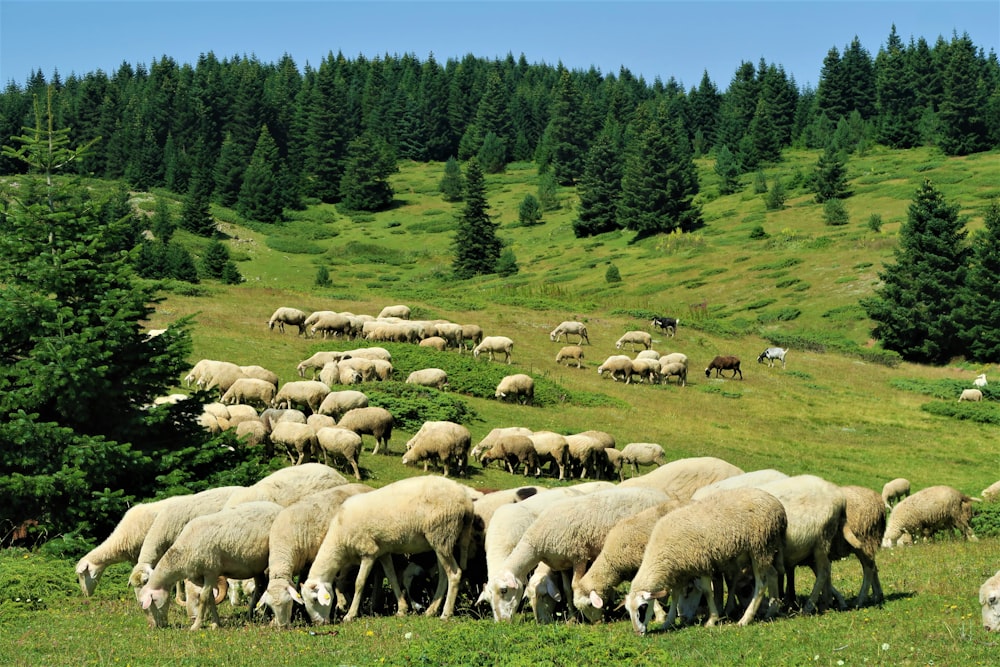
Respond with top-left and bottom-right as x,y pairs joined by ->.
237,125 -> 283,223
439,156 -> 464,202
938,33 -> 990,156
861,180 -> 970,364
813,144 -> 851,202
546,68 -> 587,185
452,157 -> 501,278
573,132 -> 623,237
339,133 -> 397,212
959,200 -> 1000,361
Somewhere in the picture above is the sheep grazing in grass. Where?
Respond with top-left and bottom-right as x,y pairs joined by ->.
495,374 -> 534,405
757,347 -> 788,368
479,434 -> 538,476
705,355 -> 743,379
981,570 -> 1000,632
974,373 -> 988,388
620,456 -> 744,501
555,345 -> 585,368
272,380 -> 331,414
471,427 -> 534,462
527,431 -> 570,481
624,488 -> 787,634
239,365 -> 280,388
691,469 -> 790,501
406,368 -> 449,391
597,355 -> 635,383
630,358 -> 661,384
460,324 -> 484,351
297,351 -> 344,378
615,330 -> 652,351
223,463 -> 347,509
317,390 -> 369,420
419,336 -> 448,351
565,433 -> 609,480
982,480 -> 1000,502
826,485 -> 886,608
268,307 -> 309,335
235,419 -> 267,447
401,420 -> 471,477
474,336 -> 515,364
220,378 -> 276,409
270,421 -> 319,465
659,361 -> 688,386
882,485 -> 978,547
549,321 -> 590,345
881,477 -> 911,509
301,476 -> 474,623
959,388 -> 983,402
377,304 -> 411,319
337,406 -> 394,455
619,442 -> 668,477
315,427 -> 365,480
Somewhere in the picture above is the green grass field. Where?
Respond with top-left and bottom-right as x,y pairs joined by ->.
3,146 -> 1000,664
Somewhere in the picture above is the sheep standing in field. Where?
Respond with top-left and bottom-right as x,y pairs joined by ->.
495,374 -> 534,405
826,485 -> 886,608
705,355 -> 743,379
882,485 -> 978,547
959,388 -> 983,402
555,345 -> 585,368
982,480 -> 1000,502
624,488 -> 787,633
317,390 -> 369,420
269,307 -> 309,334
419,336 -> 448,351
479,434 -> 538,476
256,484 -> 373,627
691,469 -> 790,500
270,421 -> 319,465
235,419 -> 268,447
272,380 -> 331,414
239,365 -> 280,388
565,433 -> 610,480
549,321 -> 590,345
337,406 -> 394,455
597,355 -> 635,383
620,456 -> 744,501
310,312 -> 353,339
377,304 -> 411,320
603,448 -> 625,482
341,347 -> 392,362
630,358 -> 661,384
471,427 -> 534,462
527,431 -> 570,480
300,476 -> 474,623
406,368 -> 449,391
401,420 -> 471,477
474,336 -> 515,364
297,351 -> 344,379
220,378 -> 276,409
619,442 -> 668,477
315,427 -> 364,480
981,570 -> 1000,632
881,477 -> 911,509
459,324 -> 484,352
138,501 -> 283,630
223,463 -> 347,509
615,330 -> 652,351
974,373 -> 988,388
757,347 -> 788,368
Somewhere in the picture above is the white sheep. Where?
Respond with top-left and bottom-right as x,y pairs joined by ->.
597,355 -> 635,383
222,463 -> 347,509
340,347 -> 392,362
272,380 -> 331,414
549,321 -> 590,345
826,485 -> 886,608
419,336 -> 448,351
565,433 -> 608,480
471,427 -> 533,461
138,501 -> 283,629
981,570 -> 1000,632
660,352 -> 689,368
270,421 -> 319,465
959,388 -> 983,402
459,324 -> 484,351
256,484 -> 373,627
401,420 -> 471,477
974,373 -> 988,388
406,368 -> 449,390
635,349 -> 660,360
630,358 -> 661,384
300,476 -> 474,623
337,406 -> 394,455
235,419 -> 267,447
619,442 -> 668,477
982,480 -> 1000,502
238,365 -> 279,388
473,336 -> 515,364
268,307 -> 309,334
659,361 -> 688,387
619,456 -> 744,501
479,433 -> 538,476
306,413 -> 337,431
881,477 -> 911,509
225,403 -> 260,426
319,361 -> 362,387
555,345 -> 585,368
220,378 -> 276,409
310,312 -> 353,339
882,485 -> 978,547
690,469 -> 790,501
186,359 -> 247,394
337,356 -> 378,382
317,390 -> 369,420
624,487 -> 787,633
487,487 -> 670,622
603,448 -> 625,482
615,330 -> 652,351
377,304 -> 411,319
315,426 -> 364,480
495,374 -> 534,405
297,351 -> 344,378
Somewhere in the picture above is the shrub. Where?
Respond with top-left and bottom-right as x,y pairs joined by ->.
315,265 -> 331,287
605,264 -> 622,283
868,212 -> 883,232
823,198 -> 850,226
749,225 -> 768,240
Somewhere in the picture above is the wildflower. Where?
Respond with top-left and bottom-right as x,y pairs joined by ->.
881,643 -> 890,651
365,630 -> 374,637
404,632 -> 413,640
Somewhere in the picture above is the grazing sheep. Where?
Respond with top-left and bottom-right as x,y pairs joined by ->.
340,347 -> 392,362
317,390 -> 369,420
495,374 -> 534,405
272,380 -> 331,414
220,378 -> 276,409
377,304 -> 411,319
881,478 -> 911,509
615,330 -> 653,351
270,421 -> 319,465
268,307 -> 309,335
401,421 -> 471,477
138,501 -> 283,629
597,355 -> 635,383
882,485 -> 978,547
982,480 -> 1000,502
471,427 -> 534,461
636,349 -> 660,361
757,347 -> 788,368
981,570 -> 1000,632
301,476 -> 474,623
257,484 -> 373,627
691,469 -> 790,501
319,361 -> 362,387
565,433 -> 609,480
459,324 -> 484,351
602,448 -> 626,482
620,456 -> 744,501
651,316 -> 679,336
488,487 -> 670,622
827,485 -> 886,608
307,413 -> 337,431
235,419 -> 267,447
630,358 -> 661,384
337,407 -> 394,455
223,463 -> 347,509
974,373 -> 988,388
705,355 -> 743,379
474,336 -> 515,364
187,359 -> 247,394
315,427 -> 364,480
527,431 -> 570,481
659,361 -> 688,386
480,434 -> 538,476
419,336 -> 448,352
660,351 -> 689,367
406,368 -> 449,391
310,312 -> 353,339
239,365 -> 279,387
297,351 -> 345,379
555,345 -> 585,368
619,442 -> 668,476
959,388 -> 983,402
624,488 -> 786,633
259,408 -> 307,432
549,321 -> 590,345
337,357 -> 378,383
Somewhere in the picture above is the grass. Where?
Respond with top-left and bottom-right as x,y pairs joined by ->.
3,146 -> 1000,663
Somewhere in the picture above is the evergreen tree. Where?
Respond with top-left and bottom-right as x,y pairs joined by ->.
339,133 -> 396,212
495,247 -> 519,277
212,132 -> 246,206
237,125 -> 284,223
764,177 -> 786,211
573,133 -> 623,237
439,156 -> 464,202
959,200 -> 1000,361
518,194 -> 542,226
714,144 -> 741,195
151,196 -> 176,243
875,25 -> 920,148
164,242 -> 199,282
477,131 -> 507,174
546,68 -> 587,185
938,33 -> 989,156
452,157 -> 501,279
813,144 -> 851,202
202,239 -> 232,279
861,180 -> 970,364
180,172 -> 217,237
537,172 -> 560,212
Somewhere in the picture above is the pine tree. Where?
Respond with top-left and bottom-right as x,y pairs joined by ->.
339,133 -> 396,212
518,194 -> 542,226
151,196 -> 176,243
938,33 -> 989,156
714,144 -> 742,195
180,172 -> 217,237
875,25 -> 920,148
202,239 -> 232,279
813,144 -> 851,202
237,125 -> 283,223
477,131 -> 507,174
452,157 -> 501,279
861,180 -> 970,364
573,133 -> 623,237
546,69 -> 586,185
959,200 -> 1000,361
439,156 -> 464,202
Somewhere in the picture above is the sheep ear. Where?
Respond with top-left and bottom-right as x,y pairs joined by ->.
289,585 -> 304,605
499,571 -> 519,589
318,583 -> 333,606
648,589 -> 668,600
545,577 -> 561,602
589,590 -> 604,609
140,588 -> 154,610
475,588 -> 489,605
255,591 -> 271,610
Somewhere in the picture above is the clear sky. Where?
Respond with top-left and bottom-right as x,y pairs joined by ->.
1,1 -> 997,90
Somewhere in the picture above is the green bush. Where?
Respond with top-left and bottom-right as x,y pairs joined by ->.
971,502 -> 1000,537
605,264 -> 622,283
366,383 -> 478,433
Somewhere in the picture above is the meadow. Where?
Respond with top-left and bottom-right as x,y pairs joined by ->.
1,146 -> 999,665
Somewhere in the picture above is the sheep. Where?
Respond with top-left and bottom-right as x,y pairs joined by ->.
635,349 -> 660,360
597,355 -> 635,383
549,321 -> 590,345
270,421 -> 319,465
479,434 -> 538,476
495,374 -> 534,405
300,476 -> 474,623
317,390 -> 369,420
419,336 -> 448,351
297,351 -> 344,378
630,358 -> 661,384
882,485 -> 978,547
222,462 -> 347,509
620,456 -> 745,501
138,501 -> 283,629
401,420 -> 471,477
259,408 -> 307,432
527,431 -> 570,481
187,359 -> 247,394
565,433 -> 609,480
319,361 -> 362,387
303,310 -> 337,331
473,336 -> 515,364
825,485 -> 886,608
615,330 -> 652,351
555,345 -> 585,368
974,373 -> 988,388
459,324 -> 484,351
757,347 -> 789,368
573,496 -> 687,622
981,570 -> 1000,632
660,352 -> 689,367
471,427 -> 534,461
235,419 -> 267,447
690,469 -> 790,501
619,442 -> 668,477
337,406 -> 394,455
337,356 -> 378,382
377,304 -> 411,319
268,307 -> 308,334
272,380 -> 331,414
308,312 -> 353,339
306,413 -> 337,431
220,378 -> 276,409
406,368 -> 449,391
315,427 -> 364,480
341,347 -> 392,362
881,477 -> 911,509
487,487 -> 670,622
256,484 -> 373,627
624,487 -> 787,633
982,480 -> 1000,502
659,361 -> 688,387
602,448 -> 626,482
238,365 -> 279,388
360,359 -> 393,382
959,388 -> 983,402
705,355 -> 743,379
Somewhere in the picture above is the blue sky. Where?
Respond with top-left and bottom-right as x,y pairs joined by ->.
1,1 -> 997,90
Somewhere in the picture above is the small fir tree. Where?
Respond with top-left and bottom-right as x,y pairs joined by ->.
495,247 -> 519,277
180,174 -> 217,237
151,197 -> 176,243
714,144 -> 741,195
959,199 -> 1000,361
315,265 -> 331,287
439,156 -> 464,202
452,157 -> 501,279
339,133 -> 397,212
764,178 -> 786,210
202,239 -> 233,279
518,194 -> 542,226
538,172 -> 559,211
813,143 -> 851,202
605,264 -> 622,283
237,125 -> 284,223
477,131 -> 507,174
823,198 -> 850,225
573,133 -> 623,237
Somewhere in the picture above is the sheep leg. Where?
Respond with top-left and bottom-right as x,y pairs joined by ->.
344,556 -> 379,622
378,554 -> 411,617
803,550 -> 832,614
702,575 -> 722,627
425,550 -> 461,619
349,455 -> 361,481
193,574 -> 221,630
737,562 -> 769,626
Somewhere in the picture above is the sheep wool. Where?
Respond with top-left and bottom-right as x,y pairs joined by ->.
883,485 -> 978,547
619,456 -> 744,501
223,463 -> 347,509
